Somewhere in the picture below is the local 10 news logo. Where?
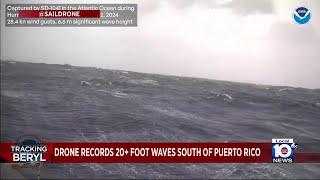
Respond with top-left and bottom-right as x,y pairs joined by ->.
11,135 -> 47,163
272,138 -> 298,163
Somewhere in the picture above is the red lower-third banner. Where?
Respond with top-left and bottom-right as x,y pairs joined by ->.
0,142 -> 319,163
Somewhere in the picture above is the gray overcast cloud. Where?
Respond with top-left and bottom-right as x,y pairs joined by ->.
223,0 -> 274,15
1,0 -> 320,88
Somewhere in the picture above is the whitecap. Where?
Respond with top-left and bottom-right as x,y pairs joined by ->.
145,105 -> 202,120
110,90 -> 128,98
81,81 -> 91,86
279,88 -> 295,92
222,93 -> 233,101
129,79 -> 159,86
63,68 -> 73,71
209,91 -> 233,102
96,89 -> 107,93
113,92 -> 127,98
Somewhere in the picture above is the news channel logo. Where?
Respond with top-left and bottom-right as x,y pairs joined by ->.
272,138 -> 298,163
11,135 -> 47,163
293,7 -> 311,25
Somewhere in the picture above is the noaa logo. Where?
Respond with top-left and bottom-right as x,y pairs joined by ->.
293,7 -> 311,24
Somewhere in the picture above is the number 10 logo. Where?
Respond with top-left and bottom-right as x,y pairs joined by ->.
273,144 -> 292,158
272,138 -> 296,163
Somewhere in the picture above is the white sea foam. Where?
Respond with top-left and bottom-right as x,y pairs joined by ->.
81,81 -> 91,86
113,91 -> 128,98
279,88 -> 295,92
96,89 -> 108,93
209,91 -> 233,102
129,79 -> 159,86
145,105 -> 202,120
222,94 -> 233,101
63,68 -> 73,71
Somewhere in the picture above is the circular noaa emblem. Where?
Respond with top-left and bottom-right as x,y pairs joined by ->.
293,7 -> 311,24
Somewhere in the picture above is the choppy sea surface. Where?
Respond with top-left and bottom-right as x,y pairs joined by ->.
1,61 -> 320,179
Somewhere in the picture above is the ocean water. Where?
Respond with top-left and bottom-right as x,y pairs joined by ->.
1,61 -> 320,179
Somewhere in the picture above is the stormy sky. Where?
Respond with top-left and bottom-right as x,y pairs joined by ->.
1,0 -> 320,88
